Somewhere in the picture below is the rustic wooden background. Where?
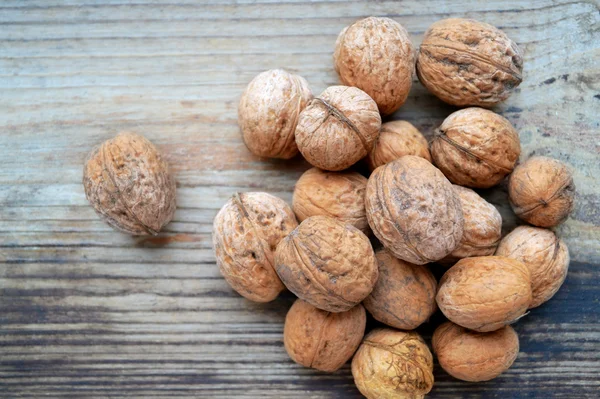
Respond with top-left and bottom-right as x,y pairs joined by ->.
1,0 -> 599,398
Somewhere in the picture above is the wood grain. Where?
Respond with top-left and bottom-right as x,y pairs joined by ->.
1,0 -> 599,398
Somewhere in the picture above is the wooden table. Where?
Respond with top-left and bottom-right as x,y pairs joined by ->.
1,1 -> 599,397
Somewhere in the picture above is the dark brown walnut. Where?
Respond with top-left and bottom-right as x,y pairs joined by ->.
293,167 -> 369,233
365,156 -> 464,265
363,249 -> 437,330
238,69 -> 312,159
417,18 -> 523,107
295,85 -> 381,171
437,256 -> 532,332
352,329 -> 434,399
275,216 -> 378,312
334,17 -> 415,115
432,321 -> 519,382
83,131 -> 176,236
212,192 -> 298,303
508,156 -> 576,227
431,107 -> 521,188
284,299 -> 366,372
366,121 -> 431,172
496,226 -> 570,308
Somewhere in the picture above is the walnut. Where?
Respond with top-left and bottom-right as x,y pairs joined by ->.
431,107 -> 521,188
83,131 -> 176,236
334,17 -> 415,115
283,299 -> 366,372
365,156 -> 464,265
432,321 -> 519,382
275,216 -> 378,312
292,167 -> 369,233
212,192 -> 298,303
238,69 -> 312,159
295,86 -> 381,171
366,121 -> 431,172
363,249 -> 437,330
496,226 -> 569,308
416,18 -> 523,107
437,256 -> 532,332
352,329 -> 434,399
508,156 -> 575,227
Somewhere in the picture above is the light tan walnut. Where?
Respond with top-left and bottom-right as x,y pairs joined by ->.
366,121 -> 431,171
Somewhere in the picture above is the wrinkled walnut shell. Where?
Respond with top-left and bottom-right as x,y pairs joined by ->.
212,192 -> 298,302
284,299 -> 366,372
275,216 -> 378,312
83,131 -> 176,235
431,107 -> 521,188
366,121 -> 431,171
508,156 -> 575,227
417,18 -> 523,107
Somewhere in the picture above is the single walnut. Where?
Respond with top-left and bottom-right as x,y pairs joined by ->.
334,17 -> 415,115
437,256 -> 532,332
431,107 -> 521,188
365,156 -> 464,265
212,192 -> 298,303
417,18 -> 523,107
363,249 -> 437,330
238,69 -> 312,159
295,86 -> 381,171
496,226 -> 569,308
366,121 -> 431,171
432,321 -> 519,382
508,156 -> 575,227
352,329 -> 434,399
83,131 -> 176,235
292,167 -> 369,233
284,299 -> 366,372
275,216 -> 378,312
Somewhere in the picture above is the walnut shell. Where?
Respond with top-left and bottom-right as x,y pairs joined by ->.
416,18 -> 523,107
292,167 -> 369,233
275,216 -> 378,312
432,321 -> 519,382
508,156 -> 575,227
284,299 -> 366,372
238,69 -> 312,159
212,192 -> 298,303
352,329 -> 434,399
496,226 -> 569,308
334,17 -> 415,115
295,86 -> 381,171
363,249 -> 437,330
366,121 -> 431,172
437,256 -> 532,332
83,131 -> 176,235
431,107 -> 521,188
365,156 -> 464,265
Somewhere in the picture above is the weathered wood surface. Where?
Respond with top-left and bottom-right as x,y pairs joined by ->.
1,0 -> 599,397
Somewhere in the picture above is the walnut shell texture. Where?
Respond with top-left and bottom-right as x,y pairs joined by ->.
508,156 -> 575,227
365,156 -> 464,265
275,216 -> 378,312
417,18 -> 523,107
334,17 -> 415,115
437,256 -> 532,332
295,85 -> 381,171
83,131 -> 176,236
363,249 -> 437,330
366,121 -> 431,172
284,299 -> 366,372
431,107 -> 521,188
352,329 -> 434,399
496,226 -> 570,308
212,192 -> 298,303
432,321 -> 519,382
238,69 -> 312,159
